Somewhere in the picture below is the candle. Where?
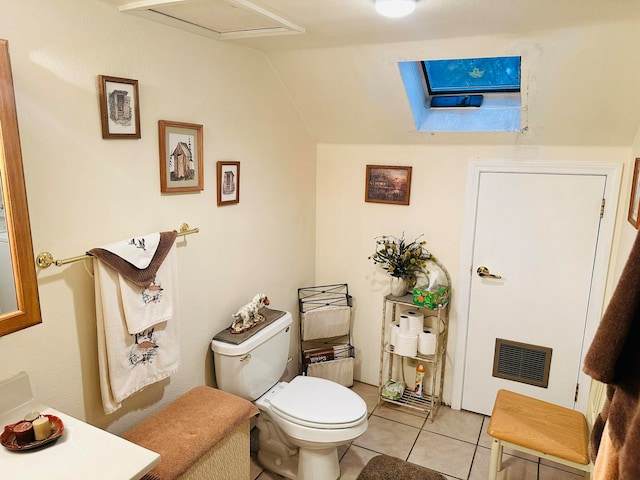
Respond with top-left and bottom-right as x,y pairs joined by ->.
23,411 -> 41,423
32,416 -> 51,441
12,421 -> 34,444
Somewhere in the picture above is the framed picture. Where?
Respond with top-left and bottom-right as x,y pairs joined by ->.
217,161 -> 240,206
365,165 -> 412,205
98,75 -> 140,139
158,120 -> 204,193
628,158 -> 640,228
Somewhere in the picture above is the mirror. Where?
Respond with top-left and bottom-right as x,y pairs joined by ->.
0,39 -> 42,336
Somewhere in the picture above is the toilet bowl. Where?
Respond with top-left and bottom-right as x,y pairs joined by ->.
210,310 -> 368,480
255,377 -> 367,479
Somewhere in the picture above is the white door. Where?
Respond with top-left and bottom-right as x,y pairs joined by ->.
459,167 -> 614,415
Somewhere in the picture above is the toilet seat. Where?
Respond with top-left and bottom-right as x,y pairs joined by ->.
269,376 -> 367,429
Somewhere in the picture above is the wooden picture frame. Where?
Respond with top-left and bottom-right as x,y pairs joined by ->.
158,120 -> 204,193
365,165 -> 412,205
628,157 -> 640,228
217,161 -> 240,206
98,75 -> 140,139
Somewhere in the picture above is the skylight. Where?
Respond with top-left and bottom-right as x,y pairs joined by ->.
398,55 -> 523,132
422,56 -> 521,95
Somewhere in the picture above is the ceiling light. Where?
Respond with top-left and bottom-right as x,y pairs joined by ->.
375,0 -> 417,18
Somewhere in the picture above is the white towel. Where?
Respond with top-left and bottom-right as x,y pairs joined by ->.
301,305 -> 351,341
118,250 -> 174,335
101,232 -> 161,269
95,243 -> 180,414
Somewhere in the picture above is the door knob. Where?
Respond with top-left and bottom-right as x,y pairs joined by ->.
477,266 -> 502,279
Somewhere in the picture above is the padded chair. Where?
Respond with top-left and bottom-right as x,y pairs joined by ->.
487,389 -> 593,480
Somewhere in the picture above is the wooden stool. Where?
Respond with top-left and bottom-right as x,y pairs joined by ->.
487,389 -> 592,480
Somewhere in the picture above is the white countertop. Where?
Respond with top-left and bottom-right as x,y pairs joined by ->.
0,372 -> 160,480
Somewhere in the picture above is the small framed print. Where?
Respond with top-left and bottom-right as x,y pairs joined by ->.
217,161 -> 240,206
628,158 -> 640,228
365,165 -> 412,205
98,75 -> 140,139
158,120 -> 204,193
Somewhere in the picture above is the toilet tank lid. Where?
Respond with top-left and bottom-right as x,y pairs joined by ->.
211,311 -> 292,356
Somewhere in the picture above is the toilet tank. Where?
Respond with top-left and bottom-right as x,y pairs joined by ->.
210,311 -> 292,401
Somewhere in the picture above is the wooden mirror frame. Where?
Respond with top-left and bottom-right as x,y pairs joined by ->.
0,39 -> 42,336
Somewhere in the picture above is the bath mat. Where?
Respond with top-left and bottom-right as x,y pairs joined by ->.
212,307 -> 286,345
356,455 -> 446,480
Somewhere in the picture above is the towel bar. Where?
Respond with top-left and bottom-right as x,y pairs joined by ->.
35,223 -> 199,268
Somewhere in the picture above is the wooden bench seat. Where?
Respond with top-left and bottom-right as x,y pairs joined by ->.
487,389 -> 592,480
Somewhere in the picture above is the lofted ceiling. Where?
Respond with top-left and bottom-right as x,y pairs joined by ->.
105,0 -> 640,146
106,0 -> 640,52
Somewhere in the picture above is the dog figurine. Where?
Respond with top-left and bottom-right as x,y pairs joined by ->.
230,293 -> 270,334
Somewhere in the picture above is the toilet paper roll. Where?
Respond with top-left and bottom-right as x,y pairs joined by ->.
404,310 -> 424,336
394,333 -> 418,357
388,323 -> 400,347
399,315 -> 411,335
418,330 -> 437,355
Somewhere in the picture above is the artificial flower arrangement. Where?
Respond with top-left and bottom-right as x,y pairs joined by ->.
369,233 -> 432,284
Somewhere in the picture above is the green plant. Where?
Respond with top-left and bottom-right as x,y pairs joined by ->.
369,233 -> 432,281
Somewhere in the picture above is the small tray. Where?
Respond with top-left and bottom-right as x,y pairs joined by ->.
1,414 -> 64,451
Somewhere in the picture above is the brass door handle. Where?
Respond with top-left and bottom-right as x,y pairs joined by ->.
477,266 -> 502,279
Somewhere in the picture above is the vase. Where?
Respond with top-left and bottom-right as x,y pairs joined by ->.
389,277 -> 408,297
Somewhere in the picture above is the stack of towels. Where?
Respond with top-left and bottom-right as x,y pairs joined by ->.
89,230 -> 179,414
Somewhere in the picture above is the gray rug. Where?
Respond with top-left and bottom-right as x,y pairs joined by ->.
357,455 -> 446,480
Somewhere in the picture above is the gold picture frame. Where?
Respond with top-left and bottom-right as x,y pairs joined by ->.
158,120 -> 204,193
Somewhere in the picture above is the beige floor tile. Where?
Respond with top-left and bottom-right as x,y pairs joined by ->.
539,464 -> 584,479
351,381 -> 380,414
352,415 -> 420,459
540,458 -> 589,476
372,402 -> 428,428
424,406 -> 484,444
470,446 -> 538,480
250,455 -> 264,480
256,467 -> 285,479
407,430 -> 476,479
338,446 -> 382,480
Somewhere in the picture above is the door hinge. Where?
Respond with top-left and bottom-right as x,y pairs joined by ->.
600,199 -> 605,218
575,383 -> 580,402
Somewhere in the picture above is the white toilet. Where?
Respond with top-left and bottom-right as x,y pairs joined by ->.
210,310 -> 368,480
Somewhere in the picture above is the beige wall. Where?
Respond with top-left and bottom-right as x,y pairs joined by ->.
1,0 -> 639,436
315,144 -> 632,403
0,0 -> 316,434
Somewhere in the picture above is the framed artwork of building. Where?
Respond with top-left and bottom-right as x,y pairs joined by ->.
628,157 -> 640,228
365,165 -> 412,205
158,120 -> 204,193
217,161 -> 240,206
98,75 -> 141,139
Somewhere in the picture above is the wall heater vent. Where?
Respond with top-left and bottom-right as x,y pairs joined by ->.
492,338 -> 552,388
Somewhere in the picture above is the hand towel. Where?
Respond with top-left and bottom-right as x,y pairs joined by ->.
88,231 -> 178,288
301,305 -> 351,341
583,228 -> 640,480
94,241 -> 180,414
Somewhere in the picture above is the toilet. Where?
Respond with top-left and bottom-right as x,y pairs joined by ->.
211,310 -> 368,480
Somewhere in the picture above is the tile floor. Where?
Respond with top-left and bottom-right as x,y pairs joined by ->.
250,382 -> 587,480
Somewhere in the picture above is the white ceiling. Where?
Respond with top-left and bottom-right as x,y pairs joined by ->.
108,0 -> 640,52
105,0 -> 640,146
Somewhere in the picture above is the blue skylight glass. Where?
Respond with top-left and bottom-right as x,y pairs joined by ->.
423,56 -> 521,94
